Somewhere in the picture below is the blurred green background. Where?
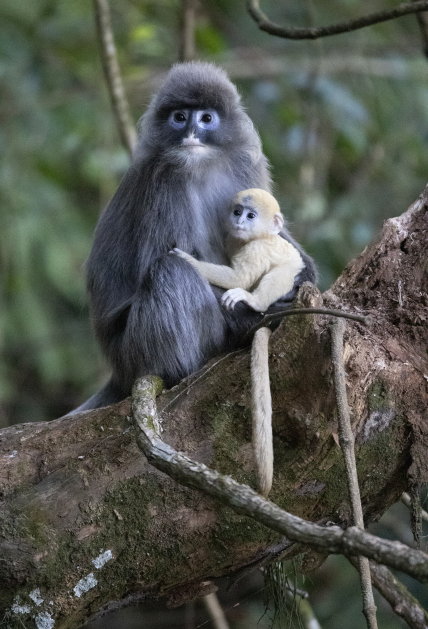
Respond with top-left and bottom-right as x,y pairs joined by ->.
1,0 -> 427,626
2,0 -> 428,425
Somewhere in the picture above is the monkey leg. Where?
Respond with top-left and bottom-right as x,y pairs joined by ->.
210,286 -> 263,348
118,255 -> 228,389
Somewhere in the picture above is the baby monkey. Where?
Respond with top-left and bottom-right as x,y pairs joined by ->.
172,188 -> 305,313
172,189 -> 304,497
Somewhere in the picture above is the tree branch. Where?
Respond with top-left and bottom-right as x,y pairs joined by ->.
348,557 -> 428,629
331,319 -> 377,629
247,0 -> 428,40
416,8 -> 428,57
92,0 -> 137,154
1,189 -> 427,628
402,492 -> 428,523
203,593 -> 230,629
180,0 -> 196,62
132,377 -> 428,583
243,307 -> 372,343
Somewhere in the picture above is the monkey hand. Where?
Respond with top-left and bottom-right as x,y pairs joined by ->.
221,288 -> 260,311
169,248 -> 195,263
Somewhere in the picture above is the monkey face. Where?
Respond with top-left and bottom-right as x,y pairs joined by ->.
229,195 -> 283,242
154,105 -> 237,165
229,202 -> 261,241
166,108 -> 221,155
167,109 -> 220,157
229,190 -> 284,241
169,109 -> 220,134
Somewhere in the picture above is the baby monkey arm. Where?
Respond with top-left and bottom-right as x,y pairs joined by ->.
170,247 -> 264,290
222,262 -> 301,312
223,241 -> 305,311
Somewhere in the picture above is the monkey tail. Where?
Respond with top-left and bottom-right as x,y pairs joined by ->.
66,377 -> 125,415
251,327 -> 273,497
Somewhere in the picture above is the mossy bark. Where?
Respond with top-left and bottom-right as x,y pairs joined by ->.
1,188 -> 427,629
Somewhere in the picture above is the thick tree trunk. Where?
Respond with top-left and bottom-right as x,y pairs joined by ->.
1,188 -> 427,629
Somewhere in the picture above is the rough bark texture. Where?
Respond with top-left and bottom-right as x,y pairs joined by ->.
1,188 -> 427,628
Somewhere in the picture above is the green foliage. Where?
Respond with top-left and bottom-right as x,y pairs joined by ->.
1,0 -> 428,432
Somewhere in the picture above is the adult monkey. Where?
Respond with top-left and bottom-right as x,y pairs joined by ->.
76,62 -> 316,411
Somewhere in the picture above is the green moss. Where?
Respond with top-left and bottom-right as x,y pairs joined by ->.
202,397 -> 253,479
215,507 -> 277,547
367,380 -> 394,411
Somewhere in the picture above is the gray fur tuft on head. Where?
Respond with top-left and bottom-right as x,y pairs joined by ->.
155,62 -> 241,115
136,61 -> 264,167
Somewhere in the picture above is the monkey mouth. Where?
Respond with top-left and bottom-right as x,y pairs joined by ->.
231,226 -> 248,237
181,136 -> 205,148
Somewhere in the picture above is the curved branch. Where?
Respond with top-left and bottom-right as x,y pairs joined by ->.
92,0 -> 137,154
416,10 -> 428,57
180,0 -> 196,62
348,558 -> 428,629
243,307 -> 372,343
247,0 -> 428,40
402,492 -> 428,523
133,377 -> 428,584
331,319 -> 377,629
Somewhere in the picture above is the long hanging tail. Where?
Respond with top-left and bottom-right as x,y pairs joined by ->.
66,377 -> 125,415
251,327 -> 273,497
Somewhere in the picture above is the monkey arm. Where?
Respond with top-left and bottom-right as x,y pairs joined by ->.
249,257 -> 305,311
222,247 -> 305,312
170,248 -> 263,290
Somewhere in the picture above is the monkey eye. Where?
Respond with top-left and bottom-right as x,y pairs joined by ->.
197,110 -> 220,130
168,110 -> 188,129
233,208 -> 242,216
247,212 -> 257,220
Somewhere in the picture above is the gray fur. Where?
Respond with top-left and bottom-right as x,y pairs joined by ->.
73,62 -> 316,412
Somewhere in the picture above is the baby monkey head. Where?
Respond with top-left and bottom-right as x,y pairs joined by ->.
229,189 -> 284,242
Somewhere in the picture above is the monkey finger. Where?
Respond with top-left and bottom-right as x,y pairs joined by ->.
221,294 -> 232,308
222,293 -> 240,310
229,297 -> 243,310
171,248 -> 188,258
221,290 -> 234,306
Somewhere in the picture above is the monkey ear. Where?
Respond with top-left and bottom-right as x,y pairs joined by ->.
272,213 -> 284,233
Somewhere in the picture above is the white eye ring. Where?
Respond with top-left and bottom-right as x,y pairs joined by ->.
168,110 -> 188,130
197,110 -> 220,130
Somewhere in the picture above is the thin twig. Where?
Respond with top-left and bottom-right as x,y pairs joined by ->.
247,0 -> 428,40
203,593 -> 230,629
161,348 -> 247,414
92,0 -> 137,154
416,8 -> 428,57
180,0 -> 196,61
131,376 -> 428,583
331,318 -> 377,629
348,557 -> 428,629
242,307 -> 372,344
402,492 -> 428,523
293,594 -> 322,629
402,489 -> 425,548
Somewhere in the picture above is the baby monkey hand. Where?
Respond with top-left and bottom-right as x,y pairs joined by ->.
221,288 -> 262,312
169,248 -> 195,263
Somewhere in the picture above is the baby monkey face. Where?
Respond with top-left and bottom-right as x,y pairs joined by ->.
229,189 -> 283,241
229,202 -> 262,240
